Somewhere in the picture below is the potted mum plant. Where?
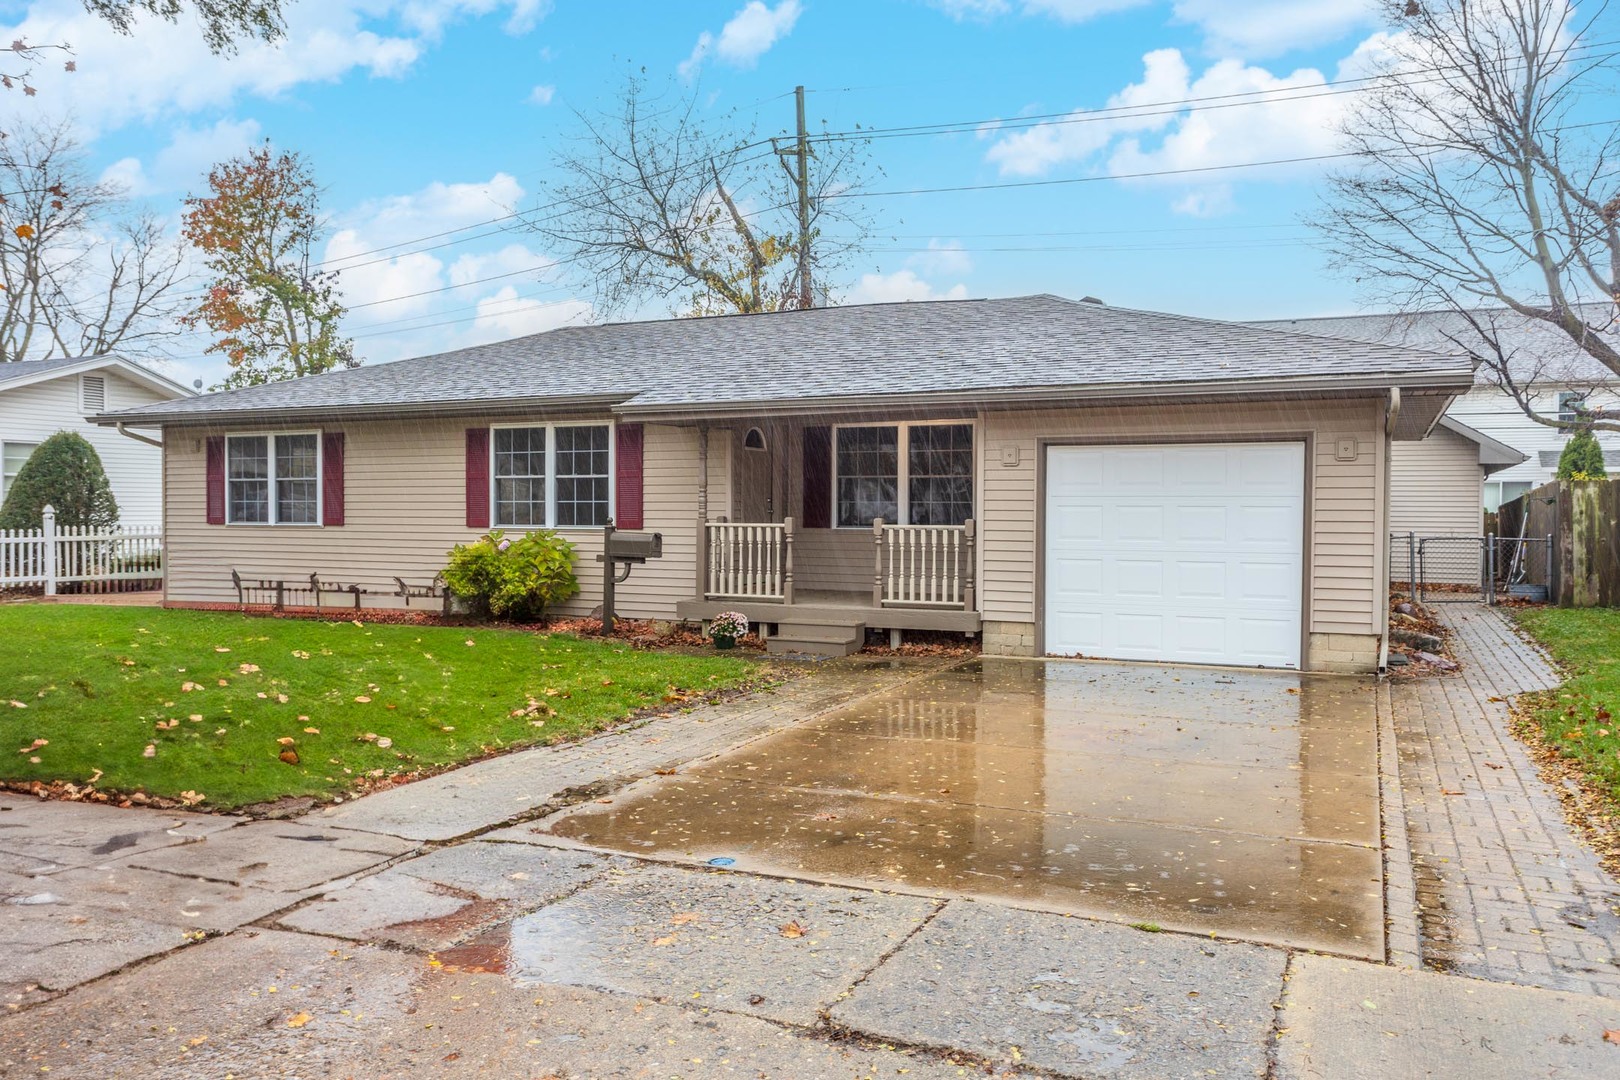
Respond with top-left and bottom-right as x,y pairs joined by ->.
709,611 -> 749,650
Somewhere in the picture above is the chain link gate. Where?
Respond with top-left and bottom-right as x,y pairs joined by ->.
1390,532 -> 1556,605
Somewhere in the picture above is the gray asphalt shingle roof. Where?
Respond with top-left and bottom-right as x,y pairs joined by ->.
1250,305 -> 1617,385
0,356 -> 104,389
100,294 -> 1473,424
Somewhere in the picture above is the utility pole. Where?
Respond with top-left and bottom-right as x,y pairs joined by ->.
776,85 -> 813,308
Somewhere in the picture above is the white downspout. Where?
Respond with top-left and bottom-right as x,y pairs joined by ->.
1379,388 -> 1401,672
114,423 -> 163,449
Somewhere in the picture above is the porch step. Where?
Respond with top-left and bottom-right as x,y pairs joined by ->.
767,621 -> 866,658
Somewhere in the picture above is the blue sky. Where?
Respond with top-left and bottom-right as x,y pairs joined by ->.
0,0 -> 1499,384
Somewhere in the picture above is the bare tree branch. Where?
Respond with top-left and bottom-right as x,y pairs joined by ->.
1317,0 -> 1620,430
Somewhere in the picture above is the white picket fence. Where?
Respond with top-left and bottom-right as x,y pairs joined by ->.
0,506 -> 162,595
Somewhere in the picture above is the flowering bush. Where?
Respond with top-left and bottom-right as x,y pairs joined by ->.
709,611 -> 749,640
443,529 -> 579,622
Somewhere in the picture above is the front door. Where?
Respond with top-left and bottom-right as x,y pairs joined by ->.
736,427 -> 773,521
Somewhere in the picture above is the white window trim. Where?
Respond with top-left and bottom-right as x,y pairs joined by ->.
489,422 -> 615,531
224,430 -> 323,527
831,419 -> 977,529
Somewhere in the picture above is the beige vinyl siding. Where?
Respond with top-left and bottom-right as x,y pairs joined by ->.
163,416 -> 705,619
978,398 -> 1386,639
0,370 -> 171,525
1389,426 -> 1483,537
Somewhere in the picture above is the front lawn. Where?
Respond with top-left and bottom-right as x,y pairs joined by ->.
1512,607 -> 1620,809
0,606 -> 757,810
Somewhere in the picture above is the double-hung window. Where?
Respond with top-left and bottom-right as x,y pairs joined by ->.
492,424 -> 612,529
226,433 -> 319,525
2,441 -> 38,500
834,422 -> 974,528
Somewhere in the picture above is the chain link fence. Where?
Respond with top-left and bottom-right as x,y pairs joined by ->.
1390,532 -> 1555,605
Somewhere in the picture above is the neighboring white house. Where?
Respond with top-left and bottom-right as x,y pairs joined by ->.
0,356 -> 194,526
1254,308 -> 1619,514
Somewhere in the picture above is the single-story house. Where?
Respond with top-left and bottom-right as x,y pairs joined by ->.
95,295 -> 1473,673
1,355 -> 194,525
1253,307 -> 1614,515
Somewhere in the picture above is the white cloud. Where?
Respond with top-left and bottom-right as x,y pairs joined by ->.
472,286 -> 591,340
983,38 -> 1379,212
906,239 -> 973,278
1171,0 -> 1377,58
528,83 -> 555,105
0,1 -> 551,138
680,0 -> 800,78
1025,0 -> 1152,21
929,0 -> 1147,22
847,270 -> 969,305
986,47 -> 1189,177
448,242 -> 556,288
1169,184 -> 1234,217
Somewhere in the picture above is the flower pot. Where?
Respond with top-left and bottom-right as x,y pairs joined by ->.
713,635 -> 737,650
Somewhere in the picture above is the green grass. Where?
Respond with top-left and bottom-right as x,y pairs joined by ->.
1512,607 -> 1620,807
0,606 -> 756,810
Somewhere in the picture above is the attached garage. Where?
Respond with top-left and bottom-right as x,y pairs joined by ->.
1043,441 -> 1306,669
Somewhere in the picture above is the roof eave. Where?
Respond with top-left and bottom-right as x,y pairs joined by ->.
92,391 -> 633,428
615,369 -> 1476,420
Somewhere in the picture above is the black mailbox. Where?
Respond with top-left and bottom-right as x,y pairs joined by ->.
605,530 -> 662,563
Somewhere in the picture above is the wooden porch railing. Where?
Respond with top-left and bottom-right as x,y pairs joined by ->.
705,518 -> 794,601
874,518 -> 975,609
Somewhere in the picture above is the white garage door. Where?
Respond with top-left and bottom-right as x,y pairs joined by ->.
1044,442 -> 1305,668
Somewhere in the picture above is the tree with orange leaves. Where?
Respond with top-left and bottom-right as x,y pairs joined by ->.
182,144 -> 354,389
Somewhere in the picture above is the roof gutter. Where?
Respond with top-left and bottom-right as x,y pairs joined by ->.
92,391 -> 632,429
616,369 -> 1475,421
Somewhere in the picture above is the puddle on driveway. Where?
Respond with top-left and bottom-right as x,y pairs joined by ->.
543,660 -> 1386,958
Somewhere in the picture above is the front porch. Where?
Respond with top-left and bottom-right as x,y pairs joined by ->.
669,417 -> 984,654
674,517 -> 982,653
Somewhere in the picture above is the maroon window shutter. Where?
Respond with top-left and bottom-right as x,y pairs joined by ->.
615,424 -> 645,530
465,428 -> 490,529
802,426 -> 832,529
205,436 -> 226,525
321,432 -> 345,526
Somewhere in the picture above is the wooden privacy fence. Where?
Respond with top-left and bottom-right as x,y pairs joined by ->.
1498,479 -> 1620,607
0,506 -> 162,595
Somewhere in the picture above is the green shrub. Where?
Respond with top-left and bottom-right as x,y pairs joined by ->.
443,529 -> 579,621
1557,427 -> 1607,481
0,431 -> 119,531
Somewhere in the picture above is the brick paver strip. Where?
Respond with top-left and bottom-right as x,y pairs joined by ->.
1393,605 -> 1620,997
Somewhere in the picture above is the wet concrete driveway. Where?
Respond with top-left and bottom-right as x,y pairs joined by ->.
540,659 -> 1386,958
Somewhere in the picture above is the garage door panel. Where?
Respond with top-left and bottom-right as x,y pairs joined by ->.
1045,443 -> 1304,668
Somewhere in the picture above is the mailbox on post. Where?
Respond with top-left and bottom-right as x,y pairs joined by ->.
596,522 -> 664,633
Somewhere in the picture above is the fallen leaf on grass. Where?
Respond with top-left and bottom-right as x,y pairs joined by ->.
8,700 -> 26,708
291,650 -> 310,660
155,719 -> 178,731
188,714 -> 203,722
303,727 -> 320,735
142,744 -> 156,758
286,1012 -> 312,1028
277,693 -> 289,704
779,921 -> 805,939
464,639 -> 475,647
214,646 -> 231,653
16,738 -> 46,754
180,682 -> 201,692
376,737 -> 393,749
354,695 -> 371,704
279,749 -> 300,765
216,679 -> 229,687
277,737 -> 296,746
237,663 -> 259,675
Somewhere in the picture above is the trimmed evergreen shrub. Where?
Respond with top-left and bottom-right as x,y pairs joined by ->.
443,529 -> 579,621
1557,427 -> 1608,481
0,432 -> 119,531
